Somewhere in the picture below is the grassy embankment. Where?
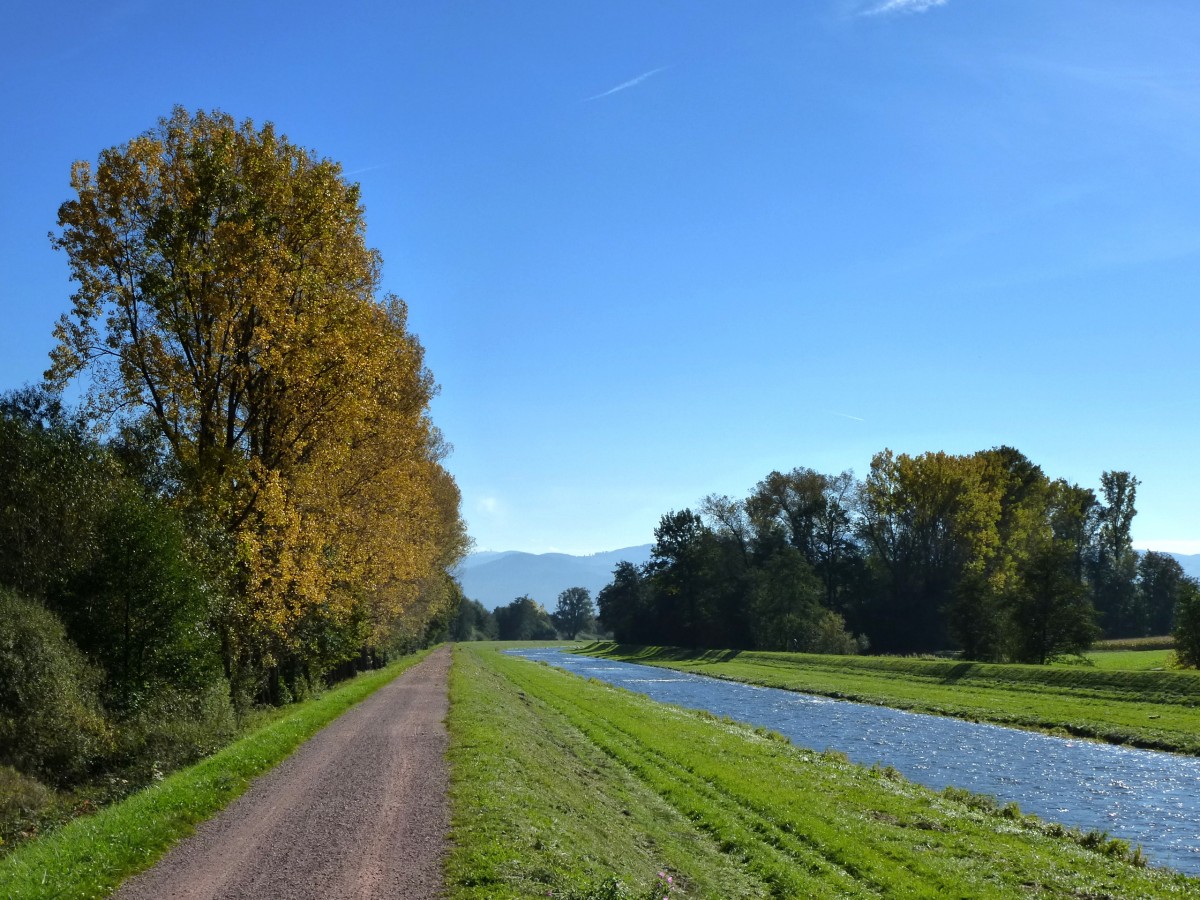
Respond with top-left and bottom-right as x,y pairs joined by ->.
0,649 -> 433,899
446,645 -> 1198,899
580,643 -> 1200,755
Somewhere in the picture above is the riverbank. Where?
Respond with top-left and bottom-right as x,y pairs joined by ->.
578,643 -> 1200,755
447,645 -> 1197,898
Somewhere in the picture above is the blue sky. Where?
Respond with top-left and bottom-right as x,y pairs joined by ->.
2,1 -> 1198,555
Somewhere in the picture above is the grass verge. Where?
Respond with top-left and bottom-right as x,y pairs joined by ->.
580,643 -> 1200,755
445,645 -> 766,899
449,646 -> 1198,898
0,648 -> 433,899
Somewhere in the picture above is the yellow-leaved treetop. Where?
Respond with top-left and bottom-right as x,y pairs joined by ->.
48,107 -> 468,685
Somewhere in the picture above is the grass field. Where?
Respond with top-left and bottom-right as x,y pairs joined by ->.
447,645 -> 1198,898
579,644 -> 1200,756
1078,648 -> 1175,670
0,649 -> 432,899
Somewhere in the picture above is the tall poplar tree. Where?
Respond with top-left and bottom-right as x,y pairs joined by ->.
48,108 -> 466,687
1092,471 -> 1141,636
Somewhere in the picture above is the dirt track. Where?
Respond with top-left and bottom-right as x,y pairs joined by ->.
115,646 -> 451,900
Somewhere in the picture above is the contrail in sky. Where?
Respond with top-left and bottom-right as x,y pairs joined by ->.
586,66 -> 669,101
832,412 -> 866,422
863,0 -> 949,15
343,163 -> 391,177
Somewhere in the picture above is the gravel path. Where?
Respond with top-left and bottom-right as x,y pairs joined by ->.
115,646 -> 451,900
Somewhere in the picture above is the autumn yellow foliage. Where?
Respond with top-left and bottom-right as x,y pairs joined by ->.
48,107 -> 467,677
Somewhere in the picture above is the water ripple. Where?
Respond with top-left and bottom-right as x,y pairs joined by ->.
509,648 -> 1200,875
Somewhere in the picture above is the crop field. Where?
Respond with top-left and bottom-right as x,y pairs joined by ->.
446,645 -> 1198,899
581,644 -> 1200,755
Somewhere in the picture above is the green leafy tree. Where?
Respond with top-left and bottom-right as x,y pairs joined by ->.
1007,540 -> 1098,664
66,486 -> 220,710
1091,472 -> 1141,637
0,388 -> 106,603
1172,577 -> 1200,668
553,587 -> 596,639
1137,551 -> 1186,636
748,548 -> 823,651
645,510 -> 719,647
495,596 -> 557,641
597,561 -> 651,643
451,597 -> 499,641
746,469 -> 863,615
1047,479 -> 1099,581
949,448 -> 1057,662
747,469 -> 828,562
700,494 -> 752,566
858,450 -> 1000,654
695,497 -> 758,648
0,391 -> 221,710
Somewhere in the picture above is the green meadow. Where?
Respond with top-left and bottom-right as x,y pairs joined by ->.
1079,648 -> 1175,671
579,643 -> 1200,755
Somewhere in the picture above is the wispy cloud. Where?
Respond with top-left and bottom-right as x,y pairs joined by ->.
586,66 -> 669,101
831,411 -> 866,422
862,0 -> 949,16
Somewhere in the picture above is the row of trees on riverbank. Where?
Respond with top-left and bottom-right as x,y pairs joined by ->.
597,448 -> 1200,663
451,589 -> 598,642
0,109 -> 467,807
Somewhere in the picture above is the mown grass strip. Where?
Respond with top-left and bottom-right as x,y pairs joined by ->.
484,648 -> 1199,898
582,643 -> 1200,754
445,645 -> 769,899
0,649 -> 433,900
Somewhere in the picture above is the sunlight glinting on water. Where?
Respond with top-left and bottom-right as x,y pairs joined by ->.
509,649 -> 1200,876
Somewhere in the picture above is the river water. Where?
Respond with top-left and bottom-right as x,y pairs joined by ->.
508,647 -> 1200,876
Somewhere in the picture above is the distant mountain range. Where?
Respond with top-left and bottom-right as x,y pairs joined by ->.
456,545 -> 653,610
1163,553 -> 1200,581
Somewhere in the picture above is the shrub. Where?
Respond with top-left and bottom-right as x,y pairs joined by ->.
0,765 -> 51,821
0,590 -> 112,784
110,680 -> 237,784
0,764 -> 55,849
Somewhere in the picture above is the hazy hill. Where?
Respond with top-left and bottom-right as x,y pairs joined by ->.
1163,552 -> 1200,581
457,545 -> 654,610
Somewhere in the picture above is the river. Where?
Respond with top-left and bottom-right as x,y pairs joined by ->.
508,647 -> 1200,876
